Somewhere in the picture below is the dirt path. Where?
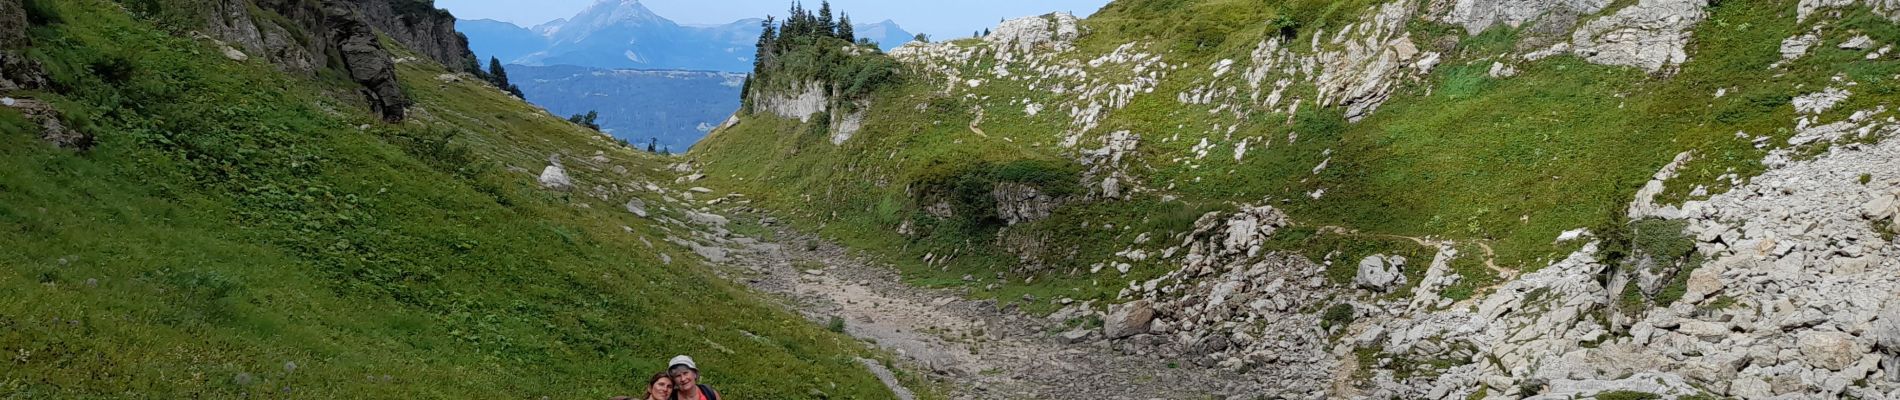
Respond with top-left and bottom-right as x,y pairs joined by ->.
702,215 -> 1261,399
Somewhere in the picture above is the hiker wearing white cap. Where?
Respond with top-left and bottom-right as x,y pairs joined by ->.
667,355 -> 721,400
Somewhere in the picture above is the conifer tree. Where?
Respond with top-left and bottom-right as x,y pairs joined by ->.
817,1 -> 835,37
486,57 -> 521,98
837,13 -> 854,43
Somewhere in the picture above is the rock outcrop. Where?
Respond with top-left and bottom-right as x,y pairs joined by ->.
191,0 -> 453,121
8,98 -> 90,150
324,2 -> 409,122
0,0 -> 27,49
1355,254 -> 1407,292
1569,0 -> 1709,73
1441,0 -> 1612,33
0,0 -> 44,91
993,182 -> 1062,226
756,81 -> 828,122
984,13 -> 1081,59
348,0 -> 477,72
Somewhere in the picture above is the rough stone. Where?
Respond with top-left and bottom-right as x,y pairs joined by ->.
1441,0 -> 1612,33
7,98 -> 90,150
625,198 -> 649,218
538,155 -> 574,190
348,0 -> 477,73
1355,254 -> 1405,292
1103,300 -> 1155,339
993,182 -> 1062,226
985,13 -> 1080,56
1843,35 -> 1878,50
324,3 -> 409,122
1801,331 -> 1863,371
686,211 -> 730,227
0,0 -> 26,49
757,80 -> 827,122
1570,0 -> 1709,73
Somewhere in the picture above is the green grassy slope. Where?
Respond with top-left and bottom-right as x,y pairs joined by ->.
0,0 -> 923,398
693,0 -> 1893,311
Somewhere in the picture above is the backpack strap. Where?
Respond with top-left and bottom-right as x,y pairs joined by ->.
700,384 -> 719,400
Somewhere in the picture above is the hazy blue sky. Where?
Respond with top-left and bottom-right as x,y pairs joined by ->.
436,0 -> 1109,38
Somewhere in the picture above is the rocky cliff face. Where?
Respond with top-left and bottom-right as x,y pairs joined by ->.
187,0 -> 471,121
350,0 -> 475,72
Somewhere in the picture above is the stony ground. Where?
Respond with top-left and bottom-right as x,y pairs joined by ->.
693,212 -> 1282,400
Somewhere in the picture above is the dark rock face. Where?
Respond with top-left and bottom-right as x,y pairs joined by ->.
0,0 -> 27,49
191,0 -> 470,121
206,0 -> 322,74
349,0 -> 476,72
323,3 -> 407,122
0,0 -> 44,91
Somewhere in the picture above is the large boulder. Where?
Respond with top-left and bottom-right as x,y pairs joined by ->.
1103,300 -> 1155,339
1355,254 -> 1406,292
538,156 -> 573,191
1797,331 -> 1862,371
1873,304 -> 1900,353
1866,189 -> 1898,231
0,0 -> 44,91
755,80 -> 827,122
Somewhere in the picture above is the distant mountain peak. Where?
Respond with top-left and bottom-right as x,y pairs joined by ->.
581,0 -> 669,25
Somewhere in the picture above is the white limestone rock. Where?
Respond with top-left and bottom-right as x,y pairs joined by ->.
1355,254 -> 1407,292
985,13 -> 1080,56
538,155 -> 574,191
758,81 -> 828,122
1103,300 -> 1155,339
1570,0 -> 1709,73
1442,0 -> 1612,33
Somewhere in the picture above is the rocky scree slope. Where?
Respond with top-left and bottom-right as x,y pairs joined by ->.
690,0 -> 1900,398
0,0 -> 922,397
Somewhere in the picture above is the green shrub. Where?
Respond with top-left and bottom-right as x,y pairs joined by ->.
1631,218 -> 1695,265
912,158 -> 1082,231
1321,302 -> 1355,330
86,54 -> 136,84
1595,391 -> 1663,400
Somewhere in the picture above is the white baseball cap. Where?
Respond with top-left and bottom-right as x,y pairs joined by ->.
668,355 -> 698,371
